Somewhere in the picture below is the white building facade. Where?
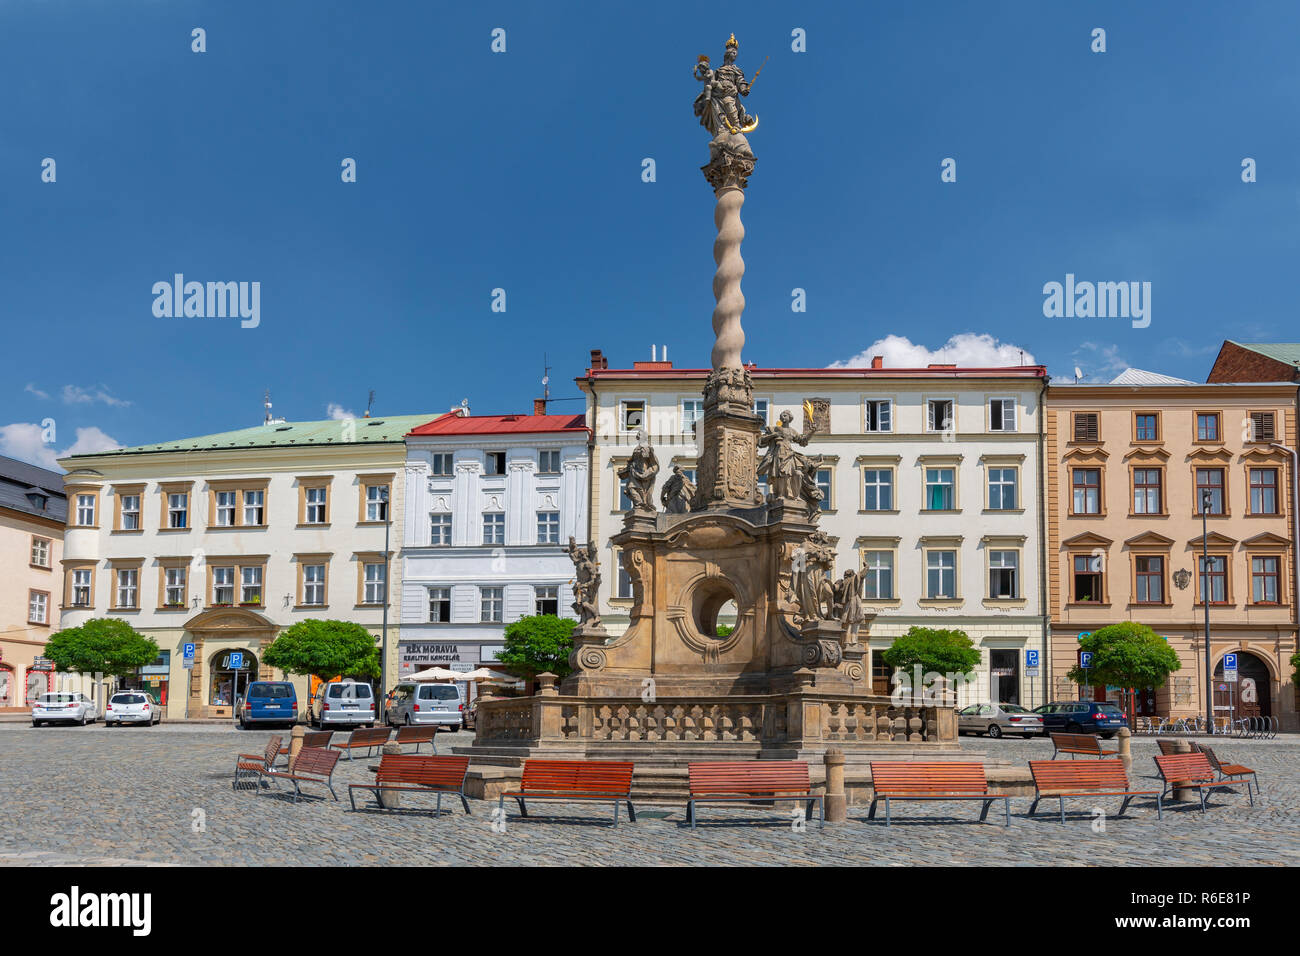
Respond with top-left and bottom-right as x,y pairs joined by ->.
579,350 -> 1050,709
399,411 -> 590,687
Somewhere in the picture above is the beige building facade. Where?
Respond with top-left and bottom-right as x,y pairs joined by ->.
1046,378 -> 1298,728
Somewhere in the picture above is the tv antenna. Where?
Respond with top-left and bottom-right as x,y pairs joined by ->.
542,353 -> 551,402
365,390 -> 376,417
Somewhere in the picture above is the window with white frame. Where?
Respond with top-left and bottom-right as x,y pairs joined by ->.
71,568 -> 92,606
535,585 -> 559,616
989,398 -> 1017,432
215,491 -> 237,526
167,493 -> 188,529
536,511 -> 560,545
363,562 -> 385,604
430,512 -> 452,546
988,467 -> 1018,510
927,399 -> 954,432
864,399 -> 892,433
924,468 -> 956,510
243,489 -> 265,526
164,567 -> 187,606
30,536 -> 50,568
485,451 -> 507,476
305,486 -> 328,524
815,468 -> 832,511
614,550 -> 633,598
366,484 -> 388,522
538,449 -> 561,474
861,551 -> 894,600
681,399 -> 704,435
862,469 -> 893,511
116,568 -> 139,608
620,400 -> 645,432
480,586 -> 504,622
431,453 -> 454,477
482,512 -> 505,545
240,566 -> 263,604
75,493 -> 96,526
212,566 -> 235,605
988,550 -> 1019,599
120,494 -> 141,530
428,586 -> 451,622
926,550 -> 957,599
29,589 -> 48,624
302,564 -> 325,606
753,399 -> 769,424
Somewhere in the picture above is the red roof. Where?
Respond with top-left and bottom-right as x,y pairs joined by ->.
407,413 -> 588,437
579,365 -> 1048,382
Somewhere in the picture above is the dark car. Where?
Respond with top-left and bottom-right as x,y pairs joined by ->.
1034,700 -> 1126,738
236,681 -> 298,728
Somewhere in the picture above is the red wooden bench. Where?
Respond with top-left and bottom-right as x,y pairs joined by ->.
329,726 -> 392,760
260,747 -> 342,803
1199,746 -> 1260,796
349,754 -> 470,814
1029,760 -> 1163,822
1050,732 -> 1118,759
275,730 -> 335,768
394,725 -> 438,754
686,761 -> 823,829
1154,752 -> 1253,813
499,760 -> 636,827
868,762 -> 1010,826
233,734 -> 283,790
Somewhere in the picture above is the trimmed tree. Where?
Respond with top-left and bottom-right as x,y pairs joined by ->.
262,619 -> 380,683
44,618 -> 160,681
1066,622 -> 1181,726
495,614 -> 577,693
1291,650 -> 1300,689
881,626 -> 982,704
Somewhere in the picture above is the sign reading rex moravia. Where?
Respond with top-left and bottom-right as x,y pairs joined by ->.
399,643 -> 481,669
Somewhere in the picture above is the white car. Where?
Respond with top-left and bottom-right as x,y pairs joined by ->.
32,692 -> 97,727
106,691 -> 162,726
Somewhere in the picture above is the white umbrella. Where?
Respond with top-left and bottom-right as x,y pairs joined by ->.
406,666 -> 466,682
457,667 -> 500,681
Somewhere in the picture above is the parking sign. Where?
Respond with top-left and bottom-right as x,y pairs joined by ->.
1080,651 -> 1093,669
229,652 -> 244,670
1025,650 -> 1039,667
1223,652 -> 1238,682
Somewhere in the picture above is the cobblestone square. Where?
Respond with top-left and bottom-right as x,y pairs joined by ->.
1,724 -> 1296,866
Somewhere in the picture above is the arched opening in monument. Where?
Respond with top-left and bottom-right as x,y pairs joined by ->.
693,580 -> 740,639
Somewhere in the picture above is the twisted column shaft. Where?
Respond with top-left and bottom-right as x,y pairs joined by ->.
710,185 -> 746,370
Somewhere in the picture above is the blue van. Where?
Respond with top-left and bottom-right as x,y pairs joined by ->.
237,681 -> 298,728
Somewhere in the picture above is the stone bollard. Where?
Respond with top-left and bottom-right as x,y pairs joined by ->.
377,741 -> 403,809
1116,726 -> 1132,774
288,724 -> 305,771
823,747 -> 846,824
1172,738 -> 1193,801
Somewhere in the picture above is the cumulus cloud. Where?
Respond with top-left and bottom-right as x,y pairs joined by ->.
61,384 -> 131,407
828,333 -> 1036,370
326,403 -> 356,420
24,383 -> 50,400
1070,342 -> 1130,383
0,423 -> 122,471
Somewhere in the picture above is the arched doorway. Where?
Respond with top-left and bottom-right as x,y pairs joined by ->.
0,665 -> 13,706
208,649 -> 259,708
182,608 -> 278,718
1213,651 -> 1272,719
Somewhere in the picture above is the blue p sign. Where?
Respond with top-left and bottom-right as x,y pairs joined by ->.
1080,652 -> 1093,669
183,642 -> 196,659
1224,653 -> 1237,670
230,652 -> 244,669
1026,650 -> 1039,667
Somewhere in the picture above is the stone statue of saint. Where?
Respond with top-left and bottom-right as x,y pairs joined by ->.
618,435 -> 660,512
660,464 -> 696,514
834,569 -> 864,643
567,537 -> 602,628
757,410 -> 813,500
790,530 -> 836,623
693,34 -> 760,160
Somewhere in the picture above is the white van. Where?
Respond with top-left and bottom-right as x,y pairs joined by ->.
309,681 -> 375,728
384,682 -> 464,730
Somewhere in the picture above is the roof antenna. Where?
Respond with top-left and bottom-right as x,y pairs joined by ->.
364,390 -> 375,419
543,353 -> 551,403
263,388 -> 273,425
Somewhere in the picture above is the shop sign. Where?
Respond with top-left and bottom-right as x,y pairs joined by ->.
399,643 -> 480,669
31,657 -> 54,671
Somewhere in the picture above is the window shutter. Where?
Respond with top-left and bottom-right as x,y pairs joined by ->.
1250,411 -> 1275,442
1073,412 -> 1098,442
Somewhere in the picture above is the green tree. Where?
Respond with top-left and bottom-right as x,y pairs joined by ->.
1066,622 -> 1181,726
44,618 -> 160,679
495,614 -> 577,691
1291,650 -> 1300,688
262,619 -> 380,682
881,626 -> 982,703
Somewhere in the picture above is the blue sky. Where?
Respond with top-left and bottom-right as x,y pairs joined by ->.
3,1 -> 1298,468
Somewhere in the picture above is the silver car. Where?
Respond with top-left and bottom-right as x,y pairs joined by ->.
32,692 -> 97,726
957,703 -> 1043,739
385,682 -> 463,730
310,681 -> 376,728
106,691 -> 161,726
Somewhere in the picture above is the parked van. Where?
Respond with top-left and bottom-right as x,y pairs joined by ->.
236,681 -> 298,729
385,682 -> 464,731
310,680 -> 375,728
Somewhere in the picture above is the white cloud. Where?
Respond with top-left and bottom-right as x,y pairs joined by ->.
326,403 -> 356,420
0,423 -> 122,472
24,383 -> 50,400
828,333 -> 1036,369
1070,342 -> 1130,383
61,384 -> 130,408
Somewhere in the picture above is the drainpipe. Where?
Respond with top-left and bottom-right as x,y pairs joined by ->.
1038,374 -> 1050,710
1269,436 -> 1300,707
586,377 -> 597,547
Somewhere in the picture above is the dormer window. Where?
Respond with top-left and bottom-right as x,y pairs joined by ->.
25,489 -> 48,511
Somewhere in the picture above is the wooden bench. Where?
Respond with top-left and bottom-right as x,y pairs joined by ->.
349,754 -> 470,814
233,735 -> 283,790
868,762 -> 1010,826
1029,759 -> 1163,823
260,747 -> 341,804
274,730 -> 335,767
1198,746 -> 1260,797
499,759 -> 636,827
1050,732 -> 1118,759
686,761 -> 823,829
329,726 -> 392,760
1154,752 -> 1253,813
394,725 -> 438,754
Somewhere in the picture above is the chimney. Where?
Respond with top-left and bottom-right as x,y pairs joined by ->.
533,398 -> 547,416
870,355 -> 883,369
589,348 -> 607,371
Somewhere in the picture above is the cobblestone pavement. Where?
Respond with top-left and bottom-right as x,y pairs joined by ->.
1,724 -> 1295,866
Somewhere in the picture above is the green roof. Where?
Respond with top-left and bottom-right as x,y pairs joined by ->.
1229,341 -> 1300,367
67,413 -> 441,458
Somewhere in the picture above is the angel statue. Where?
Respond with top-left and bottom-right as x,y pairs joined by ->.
693,33 -> 763,160
566,537 -> 602,628
757,410 -> 814,500
660,464 -> 696,514
617,432 -> 660,512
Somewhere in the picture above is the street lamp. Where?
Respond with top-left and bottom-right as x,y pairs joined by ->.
380,485 -> 391,709
1201,487 -> 1213,734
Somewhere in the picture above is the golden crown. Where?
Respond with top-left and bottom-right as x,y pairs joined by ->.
726,33 -> 738,49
